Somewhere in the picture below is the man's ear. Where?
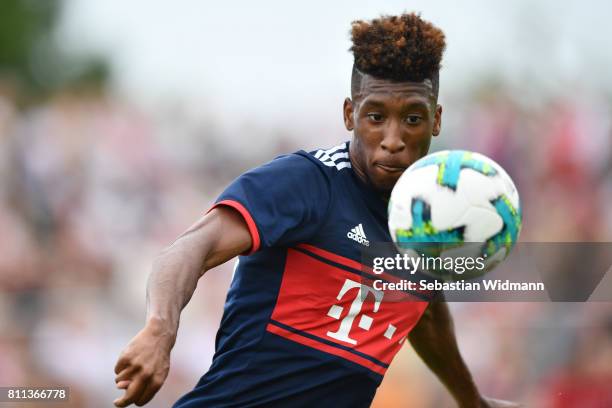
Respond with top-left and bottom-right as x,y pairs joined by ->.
432,104 -> 442,136
343,98 -> 355,131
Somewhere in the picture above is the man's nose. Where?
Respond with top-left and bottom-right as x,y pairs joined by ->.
380,120 -> 405,153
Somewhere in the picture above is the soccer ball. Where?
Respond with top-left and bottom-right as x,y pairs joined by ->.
388,150 -> 522,280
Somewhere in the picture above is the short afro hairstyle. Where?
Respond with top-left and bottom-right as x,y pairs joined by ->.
350,12 -> 446,100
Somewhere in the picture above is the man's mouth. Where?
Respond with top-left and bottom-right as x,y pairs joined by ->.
375,163 -> 407,173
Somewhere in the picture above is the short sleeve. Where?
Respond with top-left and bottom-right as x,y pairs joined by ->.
209,153 -> 331,254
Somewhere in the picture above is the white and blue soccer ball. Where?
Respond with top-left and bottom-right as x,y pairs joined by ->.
388,150 -> 522,279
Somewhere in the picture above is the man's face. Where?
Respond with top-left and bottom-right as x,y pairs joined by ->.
343,74 -> 442,192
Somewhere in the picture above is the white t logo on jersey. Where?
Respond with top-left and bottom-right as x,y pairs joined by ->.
326,279 -> 383,345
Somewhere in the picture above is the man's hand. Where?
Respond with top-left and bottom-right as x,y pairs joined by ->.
480,396 -> 523,408
113,318 -> 175,407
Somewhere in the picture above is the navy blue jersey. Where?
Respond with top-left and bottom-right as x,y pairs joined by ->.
174,142 -> 431,408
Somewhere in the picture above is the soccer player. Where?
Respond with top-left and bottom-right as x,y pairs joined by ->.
114,13 -> 520,408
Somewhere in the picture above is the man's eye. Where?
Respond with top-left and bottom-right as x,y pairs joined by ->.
405,115 -> 423,124
367,113 -> 384,122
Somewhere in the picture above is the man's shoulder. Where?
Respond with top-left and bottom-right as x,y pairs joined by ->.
303,141 -> 352,173
258,141 -> 352,181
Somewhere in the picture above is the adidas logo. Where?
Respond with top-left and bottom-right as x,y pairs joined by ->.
347,224 -> 369,246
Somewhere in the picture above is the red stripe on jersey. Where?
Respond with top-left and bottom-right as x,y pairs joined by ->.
296,243 -> 433,299
269,248 -> 429,374
209,199 -> 261,254
266,323 -> 387,376
297,243 -> 369,273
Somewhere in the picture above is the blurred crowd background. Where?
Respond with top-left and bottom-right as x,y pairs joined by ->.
1,1 -> 611,407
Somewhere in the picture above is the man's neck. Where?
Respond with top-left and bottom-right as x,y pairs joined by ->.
348,142 -> 391,200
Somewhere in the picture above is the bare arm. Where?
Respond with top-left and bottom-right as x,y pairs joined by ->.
409,299 -> 482,407
409,300 -> 521,408
146,206 -> 251,338
113,206 -> 252,407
